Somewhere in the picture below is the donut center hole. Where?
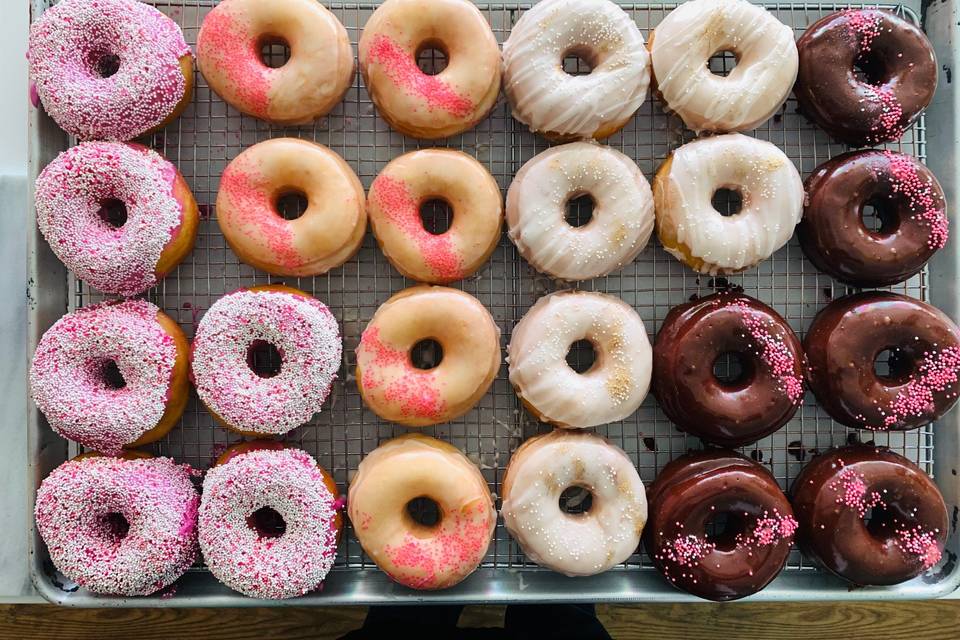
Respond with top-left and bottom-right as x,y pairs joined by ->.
864,504 -> 899,541
415,41 -> 449,76
854,54 -> 888,87
275,189 -> 308,221
97,359 -> 126,390
406,496 -> 442,528
259,36 -> 291,69
559,485 -> 593,515
565,192 -> 595,228
704,511 -> 747,551
411,339 -> 443,370
88,50 -> 121,78
712,351 -> 753,388
562,46 -> 595,76
711,188 -> 743,217
246,506 -> 287,539
419,198 -> 453,235
566,339 -> 597,374
707,49 -> 738,77
97,198 -> 128,228
861,198 -> 900,236
247,340 -> 283,378
874,347 -> 916,384
98,512 -> 130,542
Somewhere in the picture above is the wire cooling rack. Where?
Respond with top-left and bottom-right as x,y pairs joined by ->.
65,1 -> 931,576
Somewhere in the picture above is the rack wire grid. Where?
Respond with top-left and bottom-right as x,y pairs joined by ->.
62,1 -> 932,577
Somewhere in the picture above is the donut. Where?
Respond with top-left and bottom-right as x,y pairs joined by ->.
197,0 -> 353,125
30,300 -> 190,456
791,445 -> 948,585
653,292 -> 805,447
216,138 -> 366,277
644,450 -> 797,601
359,0 -> 501,139
191,285 -> 342,436
649,0 -> 798,133
508,291 -> 652,429
500,430 -> 647,576
355,286 -> 500,427
501,0 -> 650,141
35,142 -> 199,297
506,142 -> 655,280
367,149 -> 503,284
347,434 -> 496,590
799,150 -> 948,287
28,0 -> 193,141
34,454 -> 199,596
199,443 -> 342,599
794,10 -> 938,146
653,133 -> 803,275
803,292 -> 960,431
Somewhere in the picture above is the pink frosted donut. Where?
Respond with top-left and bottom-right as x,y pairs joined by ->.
34,454 -> 199,596
35,142 -> 199,297
199,446 -> 342,599
191,285 -> 342,436
28,0 -> 194,141
29,300 -> 191,455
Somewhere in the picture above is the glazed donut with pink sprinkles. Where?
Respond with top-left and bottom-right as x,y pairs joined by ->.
191,285 -> 342,436
34,142 -> 199,297
34,454 -> 200,596
29,299 -> 191,456
199,446 -> 341,599
28,0 -> 194,141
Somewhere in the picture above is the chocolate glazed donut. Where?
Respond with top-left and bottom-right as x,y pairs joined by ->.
653,292 -> 805,447
804,292 -> 960,430
794,9 -> 937,146
791,445 -> 948,585
644,450 -> 796,601
799,150 -> 948,287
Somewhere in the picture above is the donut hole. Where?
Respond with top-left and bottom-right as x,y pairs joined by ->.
275,189 -> 308,221
860,198 -> 900,236
559,485 -> 593,516
704,511 -> 747,551
98,512 -> 130,543
406,496 -> 442,528
874,347 -> 916,384
246,506 -> 287,539
419,198 -> 453,235
87,49 -> 121,78
258,36 -> 291,69
97,198 -> 128,228
561,46 -> 596,76
863,504 -> 900,541
565,339 -> 597,374
564,192 -> 595,228
854,54 -> 888,87
707,50 -> 739,77
415,41 -> 449,76
246,340 -> 283,378
411,339 -> 443,370
711,187 -> 743,217
712,351 -> 754,389
96,358 -> 127,390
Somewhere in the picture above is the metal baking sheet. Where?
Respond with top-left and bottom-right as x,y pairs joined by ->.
27,0 -> 960,605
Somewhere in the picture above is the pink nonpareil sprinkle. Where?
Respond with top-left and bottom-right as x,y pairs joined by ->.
659,534 -> 715,567
866,85 -> 905,143
883,151 -> 949,249
829,464 -> 883,517
896,525 -> 943,568
731,301 -> 804,403
745,511 -> 798,547
197,6 -> 270,116
357,326 -> 446,420
882,346 -> 960,428
845,9 -> 883,52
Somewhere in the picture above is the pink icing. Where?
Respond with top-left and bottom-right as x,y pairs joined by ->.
883,151 -> 949,250
730,300 -> 805,404
881,346 -> 960,428
196,4 -> 271,117
35,142 -> 186,297
29,300 -> 178,455
191,288 -> 341,435
198,448 -> 339,599
28,0 -> 191,141
34,455 -> 198,596
357,326 -> 446,420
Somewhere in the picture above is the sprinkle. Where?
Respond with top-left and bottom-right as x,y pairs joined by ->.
730,300 -> 804,403
196,3 -> 270,117
845,9 -> 883,52
881,346 -> 960,428
883,151 -> 949,249
741,510 -> 798,547
828,463 -> 883,516
896,525 -> 943,568
656,534 -> 715,569
356,326 -> 446,420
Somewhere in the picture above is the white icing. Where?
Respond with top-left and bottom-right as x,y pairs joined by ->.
502,0 -> 650,139
506,142 -> 655,281
651,0 -> 798,133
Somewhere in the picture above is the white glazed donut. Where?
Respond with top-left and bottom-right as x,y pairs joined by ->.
506,142 -> 655,281
502,0 -> 651,140
501,430 -> 647,576
653,133 -> 803,275
508,291 -> 652,428
650,0 -> 798,133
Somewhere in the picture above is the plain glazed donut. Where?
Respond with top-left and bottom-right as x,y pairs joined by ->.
645,450 -> 797,601
506,142 -> 655,280
347,434 -> 496,590
794,10 -> 938,146
791,446 -> 948,585
197,0 -> 353,125
803,292 -> 960,431
653,292 -> 805,447
191,285 -> 342,436
508,291 -> 652,429
356,286 -> 501,427
216,138 -> 366,277
502,0 -> 651,141
28,0 -> 193,141
654,133 -> 803,275
649,0 -> 798,133
34,454 -> 199,596
799,150 -> 948,287
359,0 -> 501,139
30,300 -> 190,456
35,142 -> 199,297
367,149 -> 503,284
500,430 -> 647,576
